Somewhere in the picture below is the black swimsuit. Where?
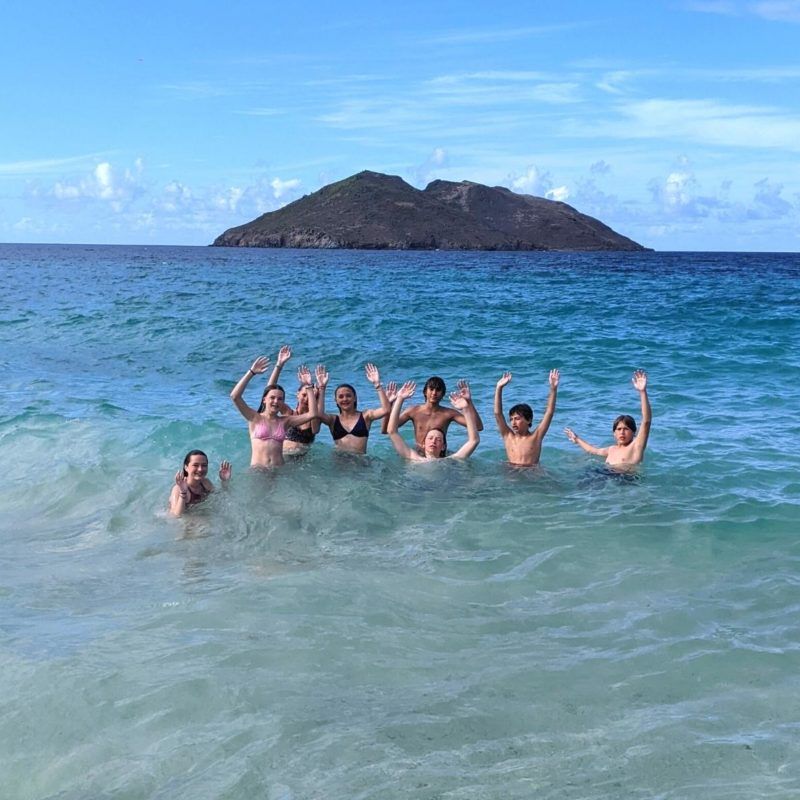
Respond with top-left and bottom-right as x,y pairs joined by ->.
285,425 -> 316,445
332,413 -> 369,440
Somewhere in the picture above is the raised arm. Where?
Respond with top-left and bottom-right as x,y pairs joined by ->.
451,379 -> 485,432
283,373 -> 319,428
449,381 -> 480,460
535,369 -> 560,438
631,369 -> 651,456
266,345 -> 292,387
381,382 -> 412,434
387,381 -> 421,460
564,427 -> 608,457
494,372 -> 513,437
363,362 -> 391,422
314,364 -> 335,426
230,356 -> 270,421
298,364 -> 322,433
169,470 -> 189,516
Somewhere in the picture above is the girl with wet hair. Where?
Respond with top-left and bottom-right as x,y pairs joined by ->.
169,450 -> 231,516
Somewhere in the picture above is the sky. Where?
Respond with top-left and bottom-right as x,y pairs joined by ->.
1,1 -> 799,251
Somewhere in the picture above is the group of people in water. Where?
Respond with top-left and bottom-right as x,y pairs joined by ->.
169,345 -> 651,515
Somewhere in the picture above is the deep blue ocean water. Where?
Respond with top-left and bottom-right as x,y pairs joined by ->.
1,243 -> 799,799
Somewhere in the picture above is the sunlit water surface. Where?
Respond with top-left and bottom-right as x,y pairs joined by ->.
2,244 -> 800,799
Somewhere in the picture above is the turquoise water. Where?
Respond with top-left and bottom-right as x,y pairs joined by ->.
2,243 -> 799,799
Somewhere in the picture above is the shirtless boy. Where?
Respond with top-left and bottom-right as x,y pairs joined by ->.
385,376 -> 484,456
494,369 -> 559,466
564,370 -> 651,470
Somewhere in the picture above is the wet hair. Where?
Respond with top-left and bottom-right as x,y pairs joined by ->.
424,376 -> 446,395
182,449 -> 208,476
424,427 -> 447,458
334,383 -> 358,411
509,403 -> 533,424
257,383 -> 285,413
612,414 -> 637,433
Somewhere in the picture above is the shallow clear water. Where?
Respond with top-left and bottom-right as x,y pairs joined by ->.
2,244 -> 800,799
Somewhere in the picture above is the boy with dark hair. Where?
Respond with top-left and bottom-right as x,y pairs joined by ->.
384,375 -> 484,456
564,370 -> 651,469
494,369 -> 560,466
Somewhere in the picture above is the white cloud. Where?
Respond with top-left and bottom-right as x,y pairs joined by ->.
596,71 -> 635,95
411,147 -> 449,186
160,180 -> 194,212
682,1 -> 740,14
545,186 -> 570,202
509,165 -> 553,196
419,24 -> 581,46
0,153 -> 108,177
578,98 -> 800,151
752,0 -> 800,22
270,177 -> 301,199
751,178 -> 794,217
47,160 -> 145,212
683,0 -> 800,20
236,108 -> 285,117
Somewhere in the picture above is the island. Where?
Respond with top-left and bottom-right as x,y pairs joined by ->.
212,170 -> 648,251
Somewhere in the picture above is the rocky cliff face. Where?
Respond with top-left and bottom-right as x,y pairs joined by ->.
212,171 -> 648,251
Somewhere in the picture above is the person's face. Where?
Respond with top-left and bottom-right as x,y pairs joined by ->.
296,387 -> 309,411
613,422 -> 635,445
509,412 -> 530,434
336,387 -> 355,410
424,429 -> 445,457
424,385 -> 444,404
184,455 -> 208,479
265,389 -> 285,413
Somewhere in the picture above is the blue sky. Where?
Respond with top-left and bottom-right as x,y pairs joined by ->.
2,1 -> 799,250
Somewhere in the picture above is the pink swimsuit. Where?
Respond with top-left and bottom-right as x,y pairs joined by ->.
252,420 -> 286,443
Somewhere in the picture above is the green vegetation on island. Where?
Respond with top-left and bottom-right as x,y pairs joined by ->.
212,171 -> 648,251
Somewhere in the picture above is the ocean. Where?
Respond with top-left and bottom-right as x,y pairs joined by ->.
1,243 -> 799,799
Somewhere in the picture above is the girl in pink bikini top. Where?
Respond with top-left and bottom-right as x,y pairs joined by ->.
230,356 -> 320,468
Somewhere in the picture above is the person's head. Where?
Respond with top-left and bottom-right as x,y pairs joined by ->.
508,403 -> 533,434
295,384 -> 311,412
258,384 -> 285,413
182,450 -> 209,478
423,427 -> 447,459
423,376 -> 446,404
612,414 -> 637,445
334,383 -> 358,412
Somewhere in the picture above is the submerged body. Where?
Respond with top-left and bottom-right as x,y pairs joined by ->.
564,370 -> 651,471
230,355 -> 320,467
387,380 -> 480,462
169,450 -> 231,516
318,363 -> 390,454
494,369 -> 559,467
386,376 -> 484,455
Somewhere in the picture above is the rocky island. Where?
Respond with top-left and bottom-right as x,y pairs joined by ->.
212,170 -> 647,251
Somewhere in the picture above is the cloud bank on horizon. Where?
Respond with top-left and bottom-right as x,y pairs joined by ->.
1,0 -> 799,251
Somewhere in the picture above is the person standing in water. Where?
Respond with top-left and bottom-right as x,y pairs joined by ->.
564,370 -> 651,470
317,363 -> 390,454
383,375 -> 484,456
169,450 -> 231,516
265,344 -> 326,456
494,369 -> 560,467
387,380 -> 480,461
230,355 -> 320,468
